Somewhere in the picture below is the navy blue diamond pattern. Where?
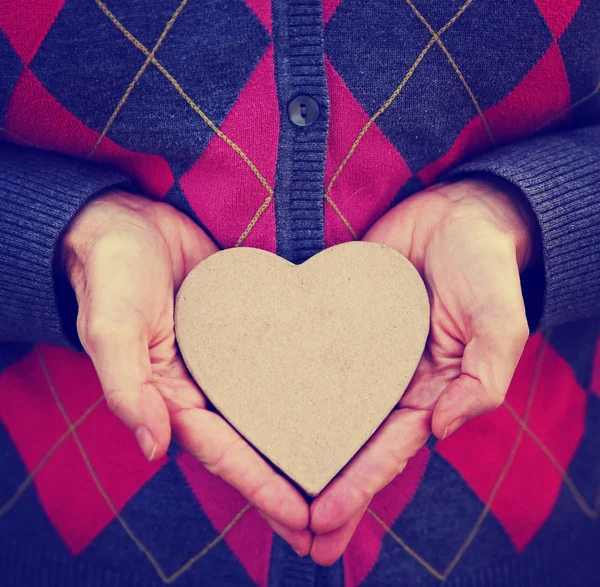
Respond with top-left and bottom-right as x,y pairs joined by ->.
29,0 -> 147,133
103,64 -> 216,178
366,452 -> 514,582
376,43 -> 478,172
559,0 -> 600,125
0,30 -> 23,123
81,459 -> 254,584
549,318 -> 600,393
144,0 -> 271,176
325,0 -> 554,173
29,0 -> 270,180
103,0 -> 184,50
325,0 -> 431,117
106,0 -> 271,177
439,0 -> 553,110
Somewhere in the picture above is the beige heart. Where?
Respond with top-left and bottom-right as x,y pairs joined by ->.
175,242 -> 429,496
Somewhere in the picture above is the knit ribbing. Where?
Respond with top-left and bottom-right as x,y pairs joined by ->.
272,0 -> 330,264
447,126 -> 600,330
0,145 -> 129,346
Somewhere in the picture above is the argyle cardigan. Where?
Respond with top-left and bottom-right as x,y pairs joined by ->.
0,1 -> 600,586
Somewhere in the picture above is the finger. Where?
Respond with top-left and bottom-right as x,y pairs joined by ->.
178,213 -> 219,273
433,308 -> 529,439
171,408 -> 309,531
258,512 -> 313,557
151,352 -> 207,413
81,317 -> 171,461
398,352 -> 456,412
310,408 -> 430,535
157,204 -> 219,289
310,502 -> 369,566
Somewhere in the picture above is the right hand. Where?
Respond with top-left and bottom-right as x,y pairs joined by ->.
62,190 -> 311,555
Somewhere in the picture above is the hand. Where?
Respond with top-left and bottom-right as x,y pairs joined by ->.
62,191 -> 311,554
309,176 -> 537,564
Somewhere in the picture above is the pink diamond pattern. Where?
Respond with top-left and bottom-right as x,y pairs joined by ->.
324,58 -> 412,247
180,44 -> 278,252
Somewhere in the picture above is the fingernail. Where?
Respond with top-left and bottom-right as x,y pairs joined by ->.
442,417 -> 466,440
135,426 -> 157,461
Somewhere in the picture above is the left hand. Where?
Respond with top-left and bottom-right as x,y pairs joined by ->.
308,176 -> 538,565
63,192 -> 312,555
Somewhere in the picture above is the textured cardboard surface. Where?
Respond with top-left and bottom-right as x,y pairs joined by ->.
175,242 -> 430,495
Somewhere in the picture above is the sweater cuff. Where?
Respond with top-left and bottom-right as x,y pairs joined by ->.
445,129 -> 600,331
0,145 -> 130,346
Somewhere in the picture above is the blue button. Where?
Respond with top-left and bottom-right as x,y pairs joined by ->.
288,95 -> 319,126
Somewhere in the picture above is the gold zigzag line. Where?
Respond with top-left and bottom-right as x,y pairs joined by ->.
87,0 -> 189,158
404,0 -> 494,144
94,0 -> 273,247
367,508 -> 445,581
504,401 -> 598,519
0,393 -> 105,519
95,0 -> 357,245
534,79 -> 600,134
323,0 -> 474,234
369,337 -> 546,582
442,338 -> 545,578
35,348 -> 249,584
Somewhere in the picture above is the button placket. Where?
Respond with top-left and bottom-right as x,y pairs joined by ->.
272,0 -> 330,264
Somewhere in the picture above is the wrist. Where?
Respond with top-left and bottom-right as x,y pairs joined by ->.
60,188 -> 135,289
488,177 -> 539,270
442,175 -> 540,271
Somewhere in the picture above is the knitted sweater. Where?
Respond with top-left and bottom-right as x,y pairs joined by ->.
1,1 -> 600,586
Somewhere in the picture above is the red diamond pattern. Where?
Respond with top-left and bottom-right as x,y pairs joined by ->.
437,335 -> 586,551
323,57 -> 412,246
180,44 -> 278,251
177,451 -> 273,587
534,0 -> 581,39
343,446 -> 430,587
0,346 -> 167,554
0,0 -> 65,65
5,68 -> 174,198
419,42 -> 571,185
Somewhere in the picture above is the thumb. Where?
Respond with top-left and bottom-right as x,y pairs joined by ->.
80,316 -> 171,460
432,313 -> 529,439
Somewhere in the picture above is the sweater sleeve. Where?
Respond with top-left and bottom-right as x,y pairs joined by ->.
0,144 -> 130,346
445,126 -> 600,331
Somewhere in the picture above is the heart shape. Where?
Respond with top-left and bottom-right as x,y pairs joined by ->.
175,242 -> 429,495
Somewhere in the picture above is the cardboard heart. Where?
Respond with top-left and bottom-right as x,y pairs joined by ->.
175,242 -> 429,496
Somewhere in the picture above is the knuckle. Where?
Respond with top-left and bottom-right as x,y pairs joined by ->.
203,437 -> 243,478
246,473 -> 277,505
83,315 -> 116,348
382,445 -> 408,478
351,481 -> 374,506
482,381 -> 506,411
507,314 -> 529,346
487,393 -> 505,411
104,387 -> 128,419
83,314 -> 142,349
